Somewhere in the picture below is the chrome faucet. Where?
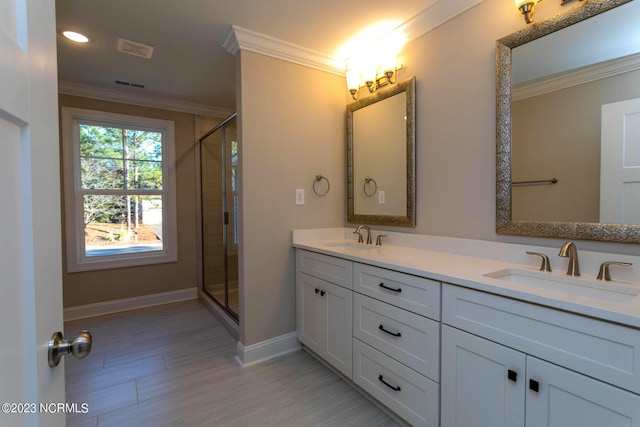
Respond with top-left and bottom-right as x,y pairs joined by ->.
353,225 -> 372,244
558,241 -> 580,276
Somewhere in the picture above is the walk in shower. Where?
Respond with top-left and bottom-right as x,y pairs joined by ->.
199,113 -> 239,320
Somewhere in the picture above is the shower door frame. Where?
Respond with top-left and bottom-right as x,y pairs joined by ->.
198,112 -> 239,322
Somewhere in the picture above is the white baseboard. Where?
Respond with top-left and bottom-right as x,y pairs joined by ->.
64,287 -> 198,321
235,332 -> 301,367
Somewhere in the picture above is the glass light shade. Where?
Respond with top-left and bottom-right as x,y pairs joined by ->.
380,52 -> 397,74
362,65 -> 378,85
346,69 -> 361,91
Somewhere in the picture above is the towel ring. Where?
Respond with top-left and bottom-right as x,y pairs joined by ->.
363,176 -> 377,197
313,174 -> 330,196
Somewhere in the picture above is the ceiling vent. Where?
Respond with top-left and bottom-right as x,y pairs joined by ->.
117,38 -> 154,59
114,80 -> 145,89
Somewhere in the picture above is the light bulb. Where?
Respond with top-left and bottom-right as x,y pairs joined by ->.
62,30 -> 90,43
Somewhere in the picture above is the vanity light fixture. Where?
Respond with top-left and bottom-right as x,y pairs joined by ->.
61,30 -> 90,43
346,60 -> 403,101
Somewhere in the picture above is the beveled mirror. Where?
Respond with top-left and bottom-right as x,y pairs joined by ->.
496,0 -> 640,243
347,76 -> 416,227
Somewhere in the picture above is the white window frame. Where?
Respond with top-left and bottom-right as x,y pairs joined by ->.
61,107 -> 178,272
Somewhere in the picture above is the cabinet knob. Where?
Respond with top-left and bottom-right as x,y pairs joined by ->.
529,379 -> 539,392
315,288 -> 319,294
507,369 -> 517,382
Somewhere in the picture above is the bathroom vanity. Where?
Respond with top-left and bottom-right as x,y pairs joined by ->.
293,228 -> 640,426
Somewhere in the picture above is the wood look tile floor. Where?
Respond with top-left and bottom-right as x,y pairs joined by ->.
64,300 -> 400,427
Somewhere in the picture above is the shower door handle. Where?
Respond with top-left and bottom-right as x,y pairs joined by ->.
224,212 -> 229,225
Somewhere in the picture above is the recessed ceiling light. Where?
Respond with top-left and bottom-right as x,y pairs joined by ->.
62,31 -> 90,43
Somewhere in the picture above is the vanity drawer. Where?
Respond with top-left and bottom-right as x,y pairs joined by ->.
353,293 -> 440,381
442,284 -> 640,394
354,263 -> 440,319
353,339 -> 439,427
296,249 -> 353,289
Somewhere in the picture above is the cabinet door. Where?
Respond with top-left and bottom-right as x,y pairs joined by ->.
526,357 -> 640,427
324,280 -> 353,378
297,272 -> 325,355
296,272 -> 353,378
441,325 -> 526,427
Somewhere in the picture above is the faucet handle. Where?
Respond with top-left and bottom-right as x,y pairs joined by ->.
526,251 -> 552,272
596,261 -> 632,281
375,235 -> 387,246
352,229 -> 363,243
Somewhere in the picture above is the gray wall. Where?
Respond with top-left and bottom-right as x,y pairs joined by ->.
235,0 -> 639,347
365,0 -> 639,255
237,51 -> 346,346
61,0 -> 638,344
59,95 -> 221,307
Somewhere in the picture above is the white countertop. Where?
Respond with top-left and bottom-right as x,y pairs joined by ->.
293,228 -> 640,329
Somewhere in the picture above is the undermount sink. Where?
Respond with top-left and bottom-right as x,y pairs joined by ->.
484,268 -> 640,303
323,241 -> 371,251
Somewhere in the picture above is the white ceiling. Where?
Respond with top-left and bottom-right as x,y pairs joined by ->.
55,0 -> 478,115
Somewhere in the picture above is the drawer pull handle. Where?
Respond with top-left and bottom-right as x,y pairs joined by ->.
379,282 -> 402,293
378,324 -> 402,337
507,369 -> 517,382
529,379 -> 539,393
378,375 -> 401,392
320,290 -> 325,297
315,288 -> 319,294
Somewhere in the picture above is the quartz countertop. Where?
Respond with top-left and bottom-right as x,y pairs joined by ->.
293,229 -> 640,329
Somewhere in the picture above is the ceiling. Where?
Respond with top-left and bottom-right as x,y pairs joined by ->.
55,0 -> 474,115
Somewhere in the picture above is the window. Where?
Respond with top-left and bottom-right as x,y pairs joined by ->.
61,108 -> 177,272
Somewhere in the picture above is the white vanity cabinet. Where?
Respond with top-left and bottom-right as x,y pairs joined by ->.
352,264 -> 441,427
296,250 -> 353,378
295,250 -> 441,427
441,284 -> 640,427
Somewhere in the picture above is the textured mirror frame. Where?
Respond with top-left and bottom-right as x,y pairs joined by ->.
496,0 -> 640,243
347,76 -> 416,227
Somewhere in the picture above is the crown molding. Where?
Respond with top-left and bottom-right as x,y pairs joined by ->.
58,81 -> 234,118
513,53 -> 640,101
400,0 -> 487,43
223,25 -> 344,75
222,0 -> 487,75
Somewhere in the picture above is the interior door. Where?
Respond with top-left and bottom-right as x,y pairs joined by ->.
600,98 -> 640,224
0,1 -> 66,426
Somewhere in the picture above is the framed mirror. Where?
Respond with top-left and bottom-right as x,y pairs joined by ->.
347,76 -> 416,227
496,0 -> 640,243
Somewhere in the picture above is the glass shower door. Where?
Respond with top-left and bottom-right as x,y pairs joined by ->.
200,114 -> 238,320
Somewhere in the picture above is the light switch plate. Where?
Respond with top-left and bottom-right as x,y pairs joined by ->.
296,189 -> 305,205
378,190 -> 385,204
